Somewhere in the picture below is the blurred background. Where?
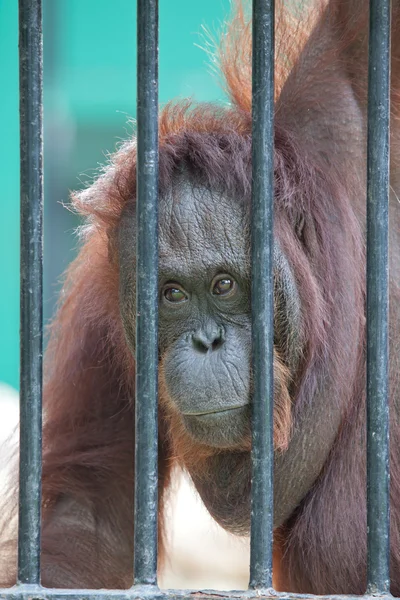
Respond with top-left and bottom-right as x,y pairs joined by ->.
0,0 -> 250,590
0,0 -> 233,391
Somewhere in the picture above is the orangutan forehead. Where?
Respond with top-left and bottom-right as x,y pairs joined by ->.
158,182 -> 250,278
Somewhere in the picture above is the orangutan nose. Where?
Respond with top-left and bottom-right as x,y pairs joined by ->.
191,325 -> 225,353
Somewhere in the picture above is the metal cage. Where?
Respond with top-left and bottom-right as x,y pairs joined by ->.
0,0 -> 393,599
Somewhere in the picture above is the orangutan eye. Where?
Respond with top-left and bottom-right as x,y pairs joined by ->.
211,275 -> 237,298
163,284 -> 188,304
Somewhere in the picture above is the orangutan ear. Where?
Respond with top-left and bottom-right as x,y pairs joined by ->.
273,242 -> 302,373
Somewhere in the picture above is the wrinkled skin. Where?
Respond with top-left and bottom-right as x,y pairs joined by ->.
121,182 -> 253,448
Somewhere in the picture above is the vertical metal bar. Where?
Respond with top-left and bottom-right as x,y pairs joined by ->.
366,0 -> 391,592
249,0 -> 275,590
134,0 -> 159,587
17,0 -> 43,586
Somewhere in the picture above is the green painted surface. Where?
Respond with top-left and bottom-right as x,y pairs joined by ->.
0,0 -> 230,391
0,2 -> 20,391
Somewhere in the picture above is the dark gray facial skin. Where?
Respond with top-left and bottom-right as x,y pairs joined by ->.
158,181 -> 252,447
120,179 -> 253,448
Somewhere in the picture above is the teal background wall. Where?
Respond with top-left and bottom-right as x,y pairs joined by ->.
0,1 -> 230,391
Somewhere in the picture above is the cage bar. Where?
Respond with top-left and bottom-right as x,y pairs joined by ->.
249,0 -> 275,590
17,0 -> 44,586
134,0 -> 159,587
366,0 -> 391,592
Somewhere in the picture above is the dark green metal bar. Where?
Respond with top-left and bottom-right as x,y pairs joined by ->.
17,0 -> 43,586
249,0 -> 275,590
134,0 -> 159,587
366,0 -> 391,593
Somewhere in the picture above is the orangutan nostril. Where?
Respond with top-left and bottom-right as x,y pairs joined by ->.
192,326 -> 225,353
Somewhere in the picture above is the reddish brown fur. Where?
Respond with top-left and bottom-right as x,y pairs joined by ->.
1,0 -> 400,593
